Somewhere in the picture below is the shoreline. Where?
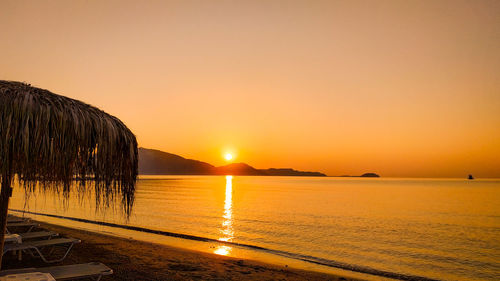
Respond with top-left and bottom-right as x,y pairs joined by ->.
4,220 -> 365,281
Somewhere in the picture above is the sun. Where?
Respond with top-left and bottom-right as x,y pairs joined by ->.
224,153 -> 233,161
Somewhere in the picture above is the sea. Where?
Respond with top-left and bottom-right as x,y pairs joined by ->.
9,176 -> 500,281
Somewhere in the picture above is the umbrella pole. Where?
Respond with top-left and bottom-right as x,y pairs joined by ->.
0,171 -> 12,269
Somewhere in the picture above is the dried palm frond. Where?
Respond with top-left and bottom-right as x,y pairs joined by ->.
0,80 -> 138,216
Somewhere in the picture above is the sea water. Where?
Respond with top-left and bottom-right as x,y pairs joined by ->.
9,176 -> 500,281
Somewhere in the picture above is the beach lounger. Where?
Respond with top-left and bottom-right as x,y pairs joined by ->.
0,262 -> 113,281
4,234 -> 22,244
2,238 -> 81,263
4,232 -> 58,261
19,231 -> 59,240
6,217 -> 29,223
7,214 -> 23,219
5,222 -> 39,234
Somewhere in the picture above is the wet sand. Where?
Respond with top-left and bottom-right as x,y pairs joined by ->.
3,221 -> 364,281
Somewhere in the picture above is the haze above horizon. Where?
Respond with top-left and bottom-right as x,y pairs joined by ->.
1,0 -> 499,177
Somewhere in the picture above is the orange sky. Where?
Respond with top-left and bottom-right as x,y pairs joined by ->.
1,0 -> 499,177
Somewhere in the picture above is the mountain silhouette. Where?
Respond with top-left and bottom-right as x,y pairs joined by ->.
138,148 -> 326,176
139,148 -> 215,175
215,163 -> 264,175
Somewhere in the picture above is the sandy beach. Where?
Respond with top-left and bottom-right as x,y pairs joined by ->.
3,221 -> 363,281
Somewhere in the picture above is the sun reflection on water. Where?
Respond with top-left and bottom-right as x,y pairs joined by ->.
214,175 -> 234,255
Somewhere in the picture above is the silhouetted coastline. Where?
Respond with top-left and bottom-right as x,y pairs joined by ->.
139,148 -> 327,177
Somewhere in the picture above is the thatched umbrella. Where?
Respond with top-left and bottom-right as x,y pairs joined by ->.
0,80 -> 138,267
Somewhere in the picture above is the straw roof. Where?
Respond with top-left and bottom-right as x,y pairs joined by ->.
0,81 -> 138,215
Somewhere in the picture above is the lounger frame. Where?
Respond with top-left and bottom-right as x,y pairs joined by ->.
0,262 -> 113,281
3,238 -> 81,263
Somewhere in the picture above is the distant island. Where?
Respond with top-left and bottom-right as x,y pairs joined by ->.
337,173 -> 381,178
139,148 -> 327,177
360,173 -> 380,177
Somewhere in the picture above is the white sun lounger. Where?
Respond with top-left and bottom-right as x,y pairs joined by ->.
6,217 -> 29,223
2,238 -> 81,263
19,231 -> 59,240
4,231 -> 58,262
5,222 -> 40,234
0,262 -> 113,281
